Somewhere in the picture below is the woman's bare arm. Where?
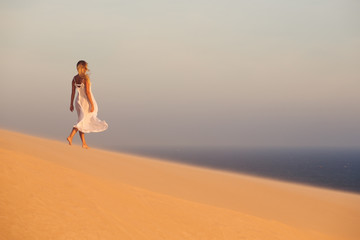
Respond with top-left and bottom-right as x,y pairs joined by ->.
85,76 -> 94,112
70,78 -> 76,112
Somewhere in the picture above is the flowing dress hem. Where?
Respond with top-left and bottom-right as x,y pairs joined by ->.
73,123 -> 108,133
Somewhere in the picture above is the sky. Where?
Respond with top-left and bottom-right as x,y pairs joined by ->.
1,0 -> 360,149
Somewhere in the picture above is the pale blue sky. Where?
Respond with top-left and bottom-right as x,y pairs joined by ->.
1,0 -> 360,148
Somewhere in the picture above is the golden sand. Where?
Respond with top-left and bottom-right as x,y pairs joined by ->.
1,129 -> 359,239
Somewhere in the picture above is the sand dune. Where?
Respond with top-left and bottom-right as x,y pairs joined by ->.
1,129 -> 359,239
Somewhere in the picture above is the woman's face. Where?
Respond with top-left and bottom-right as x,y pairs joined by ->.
78,65 -> 88,75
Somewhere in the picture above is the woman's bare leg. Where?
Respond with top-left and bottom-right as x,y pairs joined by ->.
79,131 -> 89,149
67,127 -> 78,145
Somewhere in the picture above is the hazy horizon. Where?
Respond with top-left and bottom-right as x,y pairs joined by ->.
1,0 -> 360,149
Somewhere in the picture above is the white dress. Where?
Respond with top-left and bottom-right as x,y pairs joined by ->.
73,78 -> 108,133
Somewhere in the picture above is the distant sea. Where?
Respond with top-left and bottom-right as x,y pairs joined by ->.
110,147 -> 360,194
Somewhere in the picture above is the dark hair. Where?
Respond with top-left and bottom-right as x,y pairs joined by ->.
76,60 -> 88,69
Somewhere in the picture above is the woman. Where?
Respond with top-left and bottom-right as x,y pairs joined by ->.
67,60 -> 108,148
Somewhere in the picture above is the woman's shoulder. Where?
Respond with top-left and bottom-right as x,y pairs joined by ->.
72,75 -> 79,82
73,74 -> 90,83
84,74 -> 91,83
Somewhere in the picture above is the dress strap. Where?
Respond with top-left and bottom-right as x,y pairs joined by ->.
73,76 -> 85,88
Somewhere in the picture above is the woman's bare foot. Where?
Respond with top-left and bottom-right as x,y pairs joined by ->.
67,137 -> 72,145
82,144 -> 89,149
